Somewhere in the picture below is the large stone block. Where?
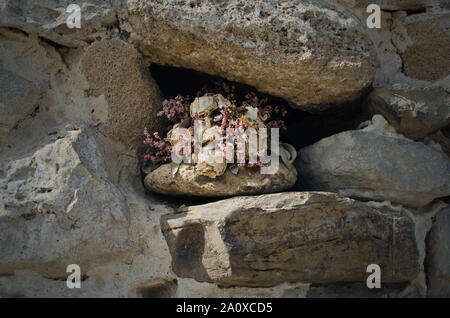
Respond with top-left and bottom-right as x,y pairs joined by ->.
161,192 -> 420,287
126,0 -> 375,111
0,129 -> 132,278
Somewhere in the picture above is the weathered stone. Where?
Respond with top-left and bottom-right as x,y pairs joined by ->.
136,278 -> 178,298
0,129 -> 132,277
126,0 -> 375,111
80,38 -> 164,148
0,127 -> 177,297
368,85 -> 450,139
0,29 -> 62,138
296,119 -> 450,207
145,162 -> 297,198
392,11 -> 450,82
0,0 -> 121,47
423,129 -> 450,158
161,192 -> 420,287
426,206 -> 450,297
0,27 -> 311,297
0,0 -> 448,298
0,69 -> 40,135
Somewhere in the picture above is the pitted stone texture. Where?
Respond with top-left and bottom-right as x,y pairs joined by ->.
161,192 -> 420,287
80,38 -> 164,148
296,129 -> 450,207
126,0 -> 375,111
392,11 -> 450,82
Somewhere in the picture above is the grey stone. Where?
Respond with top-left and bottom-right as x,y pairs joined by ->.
0,130 -> 132,278
339,0 -> 430,10
0,0 -> 121,47
0,69 -> 40,135
296,127 -> 450,207
369,86 -> 450,139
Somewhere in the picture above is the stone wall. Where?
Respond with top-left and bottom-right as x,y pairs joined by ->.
0,0 -> 448,297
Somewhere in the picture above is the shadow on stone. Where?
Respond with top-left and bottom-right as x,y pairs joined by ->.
136,278 -> 178,298
160,219 -> 210,282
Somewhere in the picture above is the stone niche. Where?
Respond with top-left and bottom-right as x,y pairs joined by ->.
144,93 -> 298,198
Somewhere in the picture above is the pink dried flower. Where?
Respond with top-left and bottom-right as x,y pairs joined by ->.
144,80 -> 289,167
143,128 -> 172,164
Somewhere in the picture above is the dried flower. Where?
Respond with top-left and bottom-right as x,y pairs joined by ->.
144,80 -> 288,168
143,128 -> 171,164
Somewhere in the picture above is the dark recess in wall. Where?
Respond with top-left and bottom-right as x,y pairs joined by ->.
146,63 -> 372,206
149,63 -> 371,151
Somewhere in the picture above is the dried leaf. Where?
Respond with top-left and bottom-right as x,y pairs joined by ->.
171,162 -> 181,176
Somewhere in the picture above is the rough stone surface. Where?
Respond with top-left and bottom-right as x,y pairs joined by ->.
296,119 -> 450,207
426,206 -> 450,297
0,69 -> 40,135
161,192 -> 420,287
368,85 -> 450,139
0,0 -> 122,47
126,0 -> 376,111
0,129 -> 131,277
392,11 -> 450,82
0,27 -> 177,297
423,129 -> 450,158
80,38 -> 164,148
0,125 -> 182,295
0,23 -> 312,297
145,162 -> 297,198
